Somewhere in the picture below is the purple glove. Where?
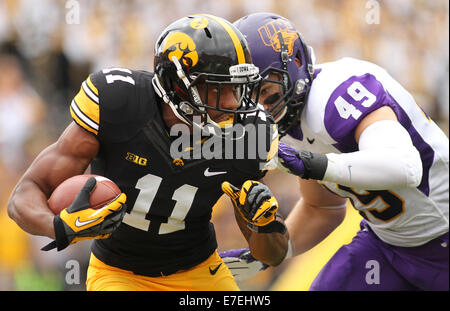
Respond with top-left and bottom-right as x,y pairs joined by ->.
219,248 -> 269,281
277,142 -> 305,176
277,142 -> 329,180
219,248 -> 250,258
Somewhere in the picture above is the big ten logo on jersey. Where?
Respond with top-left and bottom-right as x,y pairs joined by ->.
125,152 -> 148,166
257,19 -> 298,56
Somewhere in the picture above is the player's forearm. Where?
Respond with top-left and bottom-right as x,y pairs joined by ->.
285,198 -> 346,256
8,179 -> 55,239
234,208 -> 289,266
324,121 -> 422,190
248,230 -> 289,266
8,124 -> 97,240
279,120 -> 422,190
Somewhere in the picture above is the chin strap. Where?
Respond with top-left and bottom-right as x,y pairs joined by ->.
172,56 -> 203,110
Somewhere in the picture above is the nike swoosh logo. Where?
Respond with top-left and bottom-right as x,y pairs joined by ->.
307,137 -> 315,144
204,168 -> 227,177
75,217 -> 101,228
209,263 -> 222,275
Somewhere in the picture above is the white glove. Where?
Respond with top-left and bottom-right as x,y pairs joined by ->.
219,248 -> 269,281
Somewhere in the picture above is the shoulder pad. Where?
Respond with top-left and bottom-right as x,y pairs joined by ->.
322,73 -> 392,151
308,59 -> 395,151
70,73 -> 100,135
70,68 -> 158,142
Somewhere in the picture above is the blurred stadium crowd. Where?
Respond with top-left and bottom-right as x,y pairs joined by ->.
0,0 -> 448,290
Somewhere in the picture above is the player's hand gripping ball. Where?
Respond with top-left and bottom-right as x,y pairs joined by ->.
43,175 -> 127,251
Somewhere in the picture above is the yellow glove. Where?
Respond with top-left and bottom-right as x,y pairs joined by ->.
42,177 -> 127,251
222,180 -> 285,233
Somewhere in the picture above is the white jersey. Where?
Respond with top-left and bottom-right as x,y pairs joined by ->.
282,57 -> 449,247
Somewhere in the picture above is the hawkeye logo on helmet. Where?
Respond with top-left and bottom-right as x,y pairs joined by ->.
258,20 -> 299,56
162,32 -> 198,67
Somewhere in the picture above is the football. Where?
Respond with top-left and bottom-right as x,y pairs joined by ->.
48,174 -> 122,215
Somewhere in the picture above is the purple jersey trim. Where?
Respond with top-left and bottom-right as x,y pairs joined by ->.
386,99 -> 434,196
287,124 -> 303,140
313,68 -> 322,79
324,74 -> 433,196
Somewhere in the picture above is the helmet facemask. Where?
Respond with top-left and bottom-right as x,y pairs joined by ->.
153,56 -> 262,137
257,68 -> 310,136
233,13 -> 315,137
255,32 -> 311,136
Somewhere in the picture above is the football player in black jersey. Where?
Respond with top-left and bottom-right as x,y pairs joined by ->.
7,14 -> 289,291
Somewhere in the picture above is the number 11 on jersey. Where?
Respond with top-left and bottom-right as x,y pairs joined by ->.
122,174 -> 198,234
103,68 -> 136,85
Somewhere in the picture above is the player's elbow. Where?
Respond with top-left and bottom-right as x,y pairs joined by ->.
7,196 -> 17,222
8,179 -> 39,224
404,147 -> 423,188
255,247 -> 286,267
7,185 -> 21,223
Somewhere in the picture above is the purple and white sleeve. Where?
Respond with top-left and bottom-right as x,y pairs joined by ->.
323,73 -> 394,152
321,74 -> 423,190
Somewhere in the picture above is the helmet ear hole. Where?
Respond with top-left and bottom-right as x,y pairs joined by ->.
294,55 -> 301,68
173,82 -> 188,99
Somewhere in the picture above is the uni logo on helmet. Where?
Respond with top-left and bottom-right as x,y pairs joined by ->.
258,19 -> 299,56
190,17 -> 209,29
162,32 -> 199,67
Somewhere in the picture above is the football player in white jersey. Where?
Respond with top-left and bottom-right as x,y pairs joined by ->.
220,13 -> 449,290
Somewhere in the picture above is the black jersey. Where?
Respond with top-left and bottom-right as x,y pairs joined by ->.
70,68 -> 277,277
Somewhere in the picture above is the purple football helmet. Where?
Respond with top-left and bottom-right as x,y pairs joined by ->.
234,13 -> 315,136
